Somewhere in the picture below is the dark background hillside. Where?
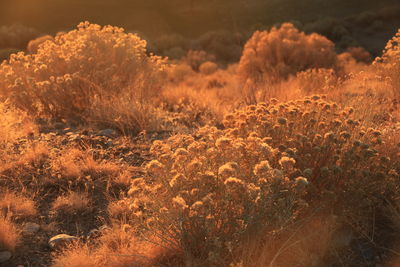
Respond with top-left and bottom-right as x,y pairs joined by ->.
0,0 -> 399,57
0,0 -> 398,35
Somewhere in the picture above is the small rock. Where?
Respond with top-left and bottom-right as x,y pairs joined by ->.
0,251 -> 12,263
49,234 -> 78,249
97,129 -> 117,138
23,222 -> 40,234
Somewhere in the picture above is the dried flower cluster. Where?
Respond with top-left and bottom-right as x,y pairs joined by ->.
117,95 -> 400,265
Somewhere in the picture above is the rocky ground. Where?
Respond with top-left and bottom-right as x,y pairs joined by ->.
0,123 -> 159,267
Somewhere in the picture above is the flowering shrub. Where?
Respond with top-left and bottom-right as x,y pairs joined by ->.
0,22 -> 167,133
238,23 -> 338,84
128,130 -> 302,265
121,95 -> 399,265
220,96 -> 394,197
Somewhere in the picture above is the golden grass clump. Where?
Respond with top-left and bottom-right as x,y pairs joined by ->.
52,191 -> 91,215
0,217 -> 20,251
18,142 -> 50,168
52,243 -> 98,267
51,147 -> 121,181
0,192 -> 37,218
52,226 -> 171,267
0,102 -> 36,146
238,23 -> 338,84
0,22 -> 168,134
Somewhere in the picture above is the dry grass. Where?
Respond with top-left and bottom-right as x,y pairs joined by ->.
0,192 -> 37,218
51,148 -> 121,181
52,226 -> 175,267
0,217 -> 20,251
0,102 -> 37,154
112,169 -> 133,187
52,191 -> 91,215
18,142 -> 50,168
52,244 -> 98,267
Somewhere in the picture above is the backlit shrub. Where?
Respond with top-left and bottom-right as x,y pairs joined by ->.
129,130 -> 302,265
0,22 -> 167,133
238,23 -> 338,84
124,96 -> 398,265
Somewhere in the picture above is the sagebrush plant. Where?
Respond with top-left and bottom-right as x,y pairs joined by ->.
0,22 -> 168,133
129,131 -> 302,266
122,106 -> 337,264
238,23 -> 338,84
122,96 -> 399,265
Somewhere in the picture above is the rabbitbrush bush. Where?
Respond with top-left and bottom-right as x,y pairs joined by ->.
124,95 -> 399,265
0,22 -> 167,133
238,23 -> 338,84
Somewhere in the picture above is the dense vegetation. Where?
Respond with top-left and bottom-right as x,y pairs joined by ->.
0,3 -> 399,266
